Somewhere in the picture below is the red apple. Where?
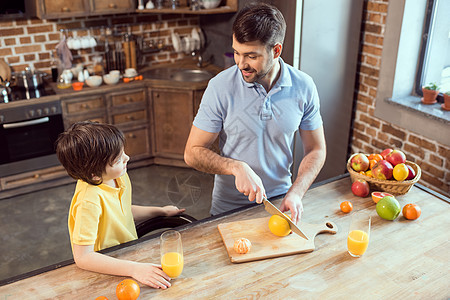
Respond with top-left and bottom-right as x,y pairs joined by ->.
372,160 -> 394,180
351,179 -> 370,197
380,148 -> 393,159
386,150 -> 406,166
405,164 -> 416,180
350,153 -> 370,172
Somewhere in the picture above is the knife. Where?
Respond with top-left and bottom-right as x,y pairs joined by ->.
262,197 -> 308,240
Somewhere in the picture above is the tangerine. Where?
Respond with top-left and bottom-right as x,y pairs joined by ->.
368,154 -> 383,162
402,203 -> 421,220
340,201 -> 353,213
369,159 -> 377,170
234,238 -> 252,254
268,215 -> 291,237
116,279 -> 140,300
393,163 -> 409,181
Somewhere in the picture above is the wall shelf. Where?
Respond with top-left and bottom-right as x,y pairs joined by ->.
136,0 -> 237,14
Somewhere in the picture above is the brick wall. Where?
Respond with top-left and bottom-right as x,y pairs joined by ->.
352,0 -> 450,196
0,13 -> 199,74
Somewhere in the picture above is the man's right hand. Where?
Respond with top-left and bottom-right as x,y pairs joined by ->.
232,161 -> 266,203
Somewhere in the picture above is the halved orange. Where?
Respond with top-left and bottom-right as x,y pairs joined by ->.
371,191 -> 394,203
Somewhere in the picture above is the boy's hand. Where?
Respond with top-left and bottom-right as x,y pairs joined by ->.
163,205 -> 186,217
132,263 -> 172,289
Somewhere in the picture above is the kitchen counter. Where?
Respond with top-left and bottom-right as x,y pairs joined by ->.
0,175 -> 449,299
0,59 -> 223,108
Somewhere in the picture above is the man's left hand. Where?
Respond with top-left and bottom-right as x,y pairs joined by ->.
279,193 -> 303,225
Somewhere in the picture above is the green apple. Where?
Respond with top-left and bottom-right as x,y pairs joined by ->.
376,196 -> 401,220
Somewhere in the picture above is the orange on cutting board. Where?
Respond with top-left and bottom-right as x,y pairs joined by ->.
268,215 -> 291,237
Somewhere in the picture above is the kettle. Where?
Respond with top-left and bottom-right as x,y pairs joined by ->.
0,75 -> 11,103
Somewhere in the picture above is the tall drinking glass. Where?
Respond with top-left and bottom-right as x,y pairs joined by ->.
347,212 -> 371,257
160,230 -> 184,278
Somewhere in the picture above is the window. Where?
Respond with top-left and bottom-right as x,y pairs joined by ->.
373,0 -> 449,147
416,0 -> 450,97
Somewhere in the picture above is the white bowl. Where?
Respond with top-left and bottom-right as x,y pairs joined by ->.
103,74 -> 120,85
202,0 -> 221,9
85,75 -> 102,87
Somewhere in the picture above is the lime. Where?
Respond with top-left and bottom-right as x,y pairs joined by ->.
376,196 -> 401,220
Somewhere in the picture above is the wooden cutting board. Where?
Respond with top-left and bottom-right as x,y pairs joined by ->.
218,217 -> 337,263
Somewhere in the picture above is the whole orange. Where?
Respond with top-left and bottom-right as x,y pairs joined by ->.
116,279 -> 140,300
402,203 -> 421,220
268,215 -> 291,236
393,163 -> 409,181
340,201 -> 353,213
368,153 -> 383,162
369,159 -> 377,170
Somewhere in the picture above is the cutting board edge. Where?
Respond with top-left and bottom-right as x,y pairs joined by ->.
230,247 -> 315,263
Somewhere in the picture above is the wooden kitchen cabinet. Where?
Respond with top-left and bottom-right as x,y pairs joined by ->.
27,0 -> 136,19
150,88 -> 195,159
108,88 -> 152,160
60,94 -> 107,129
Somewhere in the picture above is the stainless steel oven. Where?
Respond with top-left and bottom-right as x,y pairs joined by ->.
0,99 -> 64,177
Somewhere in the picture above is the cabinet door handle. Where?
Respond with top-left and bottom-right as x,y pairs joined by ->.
125,97 -> 133,102
109,3 -> 117,8
126,115 -> 135,120
127,133 -> 136,138
33,174 -> 40,179
61,7 -> 71,12
81,104 -> 89,109
155,93 -> 160,98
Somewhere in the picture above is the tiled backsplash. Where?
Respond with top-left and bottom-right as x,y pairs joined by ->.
0,13 -> 199,74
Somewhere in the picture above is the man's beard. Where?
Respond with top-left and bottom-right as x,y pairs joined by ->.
240,59 -> 274,83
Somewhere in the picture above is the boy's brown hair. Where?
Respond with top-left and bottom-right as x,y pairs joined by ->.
56,121 -> 125,185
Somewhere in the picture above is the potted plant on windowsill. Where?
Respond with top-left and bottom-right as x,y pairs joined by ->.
421,82 -> 439,104
443,91 -> 450,111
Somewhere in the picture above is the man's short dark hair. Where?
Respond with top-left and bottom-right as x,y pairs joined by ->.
232,2 -> 286,49
56,121 -> 125,185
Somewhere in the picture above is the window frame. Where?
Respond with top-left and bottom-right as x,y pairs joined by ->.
414,0 -> 444,102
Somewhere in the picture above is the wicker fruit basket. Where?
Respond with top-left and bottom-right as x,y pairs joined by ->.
347,154 -> 421,195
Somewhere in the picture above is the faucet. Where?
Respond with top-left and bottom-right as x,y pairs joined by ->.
192,50 -> 203,68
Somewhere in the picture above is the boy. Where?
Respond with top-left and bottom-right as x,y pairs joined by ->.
56,121 -> 184,289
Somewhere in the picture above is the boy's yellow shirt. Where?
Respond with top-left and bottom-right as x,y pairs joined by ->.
68,173 -> 138,252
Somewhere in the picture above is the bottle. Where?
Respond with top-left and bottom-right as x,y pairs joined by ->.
50,50 -> 60,82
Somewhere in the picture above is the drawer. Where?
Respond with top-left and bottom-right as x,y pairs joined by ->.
112,109 -> 147,125
123,127 -> 151,158
111,90 -> 145,106
65,114 -> 108,128
0,165 -> 68,191
65,96 -> 105,114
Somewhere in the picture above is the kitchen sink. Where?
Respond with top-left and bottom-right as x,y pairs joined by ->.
142,68 -> 214,82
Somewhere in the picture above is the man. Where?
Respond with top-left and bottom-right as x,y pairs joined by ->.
184,3 -> 326,224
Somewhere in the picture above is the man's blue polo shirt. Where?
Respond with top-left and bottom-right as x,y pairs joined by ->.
193,59 -> 323,215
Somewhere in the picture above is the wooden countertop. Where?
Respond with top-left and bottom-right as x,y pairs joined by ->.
0,59 -> 223,110
1,175 -> 449,299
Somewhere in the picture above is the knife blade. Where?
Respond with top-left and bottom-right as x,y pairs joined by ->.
262,197 -> 308,240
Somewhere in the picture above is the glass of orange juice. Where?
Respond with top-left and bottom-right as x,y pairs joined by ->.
347,212 -> 371,257
160,230 -> 184,278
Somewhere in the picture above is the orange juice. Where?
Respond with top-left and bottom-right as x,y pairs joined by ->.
347,230 -> 369,256
161,252 -> 184,278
